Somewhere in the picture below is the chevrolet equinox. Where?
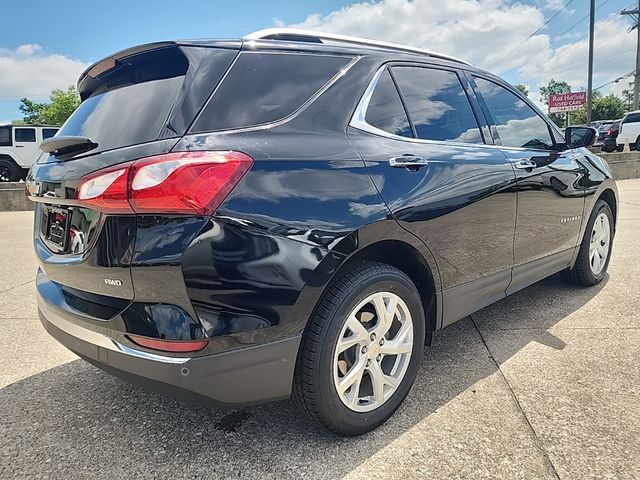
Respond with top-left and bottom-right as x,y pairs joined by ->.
27,28 -> 617,436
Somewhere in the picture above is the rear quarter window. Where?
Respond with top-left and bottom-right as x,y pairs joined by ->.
42,128 -> 59,140
191,52 -> 352,133
623,113 -> 640,124
0,126 -> 11,146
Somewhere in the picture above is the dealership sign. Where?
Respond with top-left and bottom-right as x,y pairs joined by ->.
548,92 -> 586,113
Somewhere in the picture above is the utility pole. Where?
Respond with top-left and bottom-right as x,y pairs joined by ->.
621,2 -> 640,110
586,0 -> 595,125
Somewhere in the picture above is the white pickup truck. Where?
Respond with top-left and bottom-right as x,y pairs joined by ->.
0,124 -> 59,181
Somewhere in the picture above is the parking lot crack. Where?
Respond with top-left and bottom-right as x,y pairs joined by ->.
0,279 -> 34,294
469,314 -> 563,480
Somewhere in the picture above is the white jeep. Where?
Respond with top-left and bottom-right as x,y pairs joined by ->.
0,124 -> 59,182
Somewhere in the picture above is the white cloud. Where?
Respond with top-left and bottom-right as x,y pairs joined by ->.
279,0 -> 636,101
285,0 -> 546,71
0,44 -> 88,99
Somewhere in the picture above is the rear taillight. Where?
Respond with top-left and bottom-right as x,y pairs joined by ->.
127,335 -> 208,353
76,151 -> 253,215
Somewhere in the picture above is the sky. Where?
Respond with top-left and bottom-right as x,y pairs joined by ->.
0,0 -> 635,122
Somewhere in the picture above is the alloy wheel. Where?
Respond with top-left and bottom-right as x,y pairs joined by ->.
333,291 -> 413,412
589,212 -> 610,275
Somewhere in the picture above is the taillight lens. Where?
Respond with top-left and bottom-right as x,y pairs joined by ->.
127,335 -> 208,353
76,151 -> 252,215
77,165 -> 133,213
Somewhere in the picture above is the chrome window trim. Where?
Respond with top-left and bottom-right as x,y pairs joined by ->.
350,65 -> 490,149
189,51 -> 361,136
349,65 -> 564,154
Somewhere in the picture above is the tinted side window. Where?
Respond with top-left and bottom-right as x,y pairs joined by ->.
623,113 -> 640,124
192,53 -> 351,133
42,128 -> 59,140
391,67 -> 482,143
15,128 -> 36,142
364,69 -> 412,138
0,126 -> 11,146
474,77 -> 553,150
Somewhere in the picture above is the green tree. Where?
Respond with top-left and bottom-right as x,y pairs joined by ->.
18,85 -> 80,126
539,78 -> 572,127
514,84 -> 529,97
18,98 -> 47,124
570,94 -> 627,125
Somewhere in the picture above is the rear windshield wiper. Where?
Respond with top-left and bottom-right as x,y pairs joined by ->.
40,136 -> 98,160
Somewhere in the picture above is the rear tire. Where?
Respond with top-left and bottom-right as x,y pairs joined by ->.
564,199 -> 614,286
0,158 -> 21,182
293,261 -> 425,436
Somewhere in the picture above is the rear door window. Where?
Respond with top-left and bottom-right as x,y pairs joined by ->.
42,128 -> 59,139
474,77 -> 553,150
364,69 -> 412,138
390,66 -> 483,144
15,128 -> 36,142
191,52 -> 352,133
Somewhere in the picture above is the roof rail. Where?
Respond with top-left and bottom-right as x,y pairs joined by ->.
243,28 -> 470,65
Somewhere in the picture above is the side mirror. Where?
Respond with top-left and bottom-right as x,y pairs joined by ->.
565,126 -> 597,149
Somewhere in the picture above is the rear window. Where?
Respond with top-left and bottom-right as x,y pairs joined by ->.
623,113 -> 640,124
191,52 -> 352,133
58,46 -> 191,154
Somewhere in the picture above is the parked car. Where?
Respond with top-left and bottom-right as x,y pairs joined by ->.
603,120 -> 623,153
617,110 -> 640,150
595,122 -> 613,145
27,29 -> 617,436
0,124 -> 59,181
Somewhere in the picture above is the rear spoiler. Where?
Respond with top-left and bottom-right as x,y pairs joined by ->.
77,42 -> 177,100
77,39 -> 242,100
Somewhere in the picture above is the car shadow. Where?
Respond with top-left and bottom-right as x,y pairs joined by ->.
0,273 -> 607,479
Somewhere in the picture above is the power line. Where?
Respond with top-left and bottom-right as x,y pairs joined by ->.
493,0 -> 576,64
594,70 -> 635,91
549,0 -> 611,47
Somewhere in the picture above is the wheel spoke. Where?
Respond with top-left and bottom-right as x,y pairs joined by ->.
380,320 -> 412,355
337,314 -> 369,353
369,361 -> 398,403
591,249 -> 601,273
372,294 -> 396,336
597,242 -> 608,259
337,355 -> 366,395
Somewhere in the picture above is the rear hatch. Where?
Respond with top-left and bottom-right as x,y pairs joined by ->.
28,41 -> 240,308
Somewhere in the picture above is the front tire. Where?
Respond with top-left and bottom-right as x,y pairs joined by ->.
293,261 -> 425,436
564,199 -> 614,286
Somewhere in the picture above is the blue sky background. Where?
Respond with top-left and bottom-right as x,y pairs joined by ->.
0,0 -> 634,121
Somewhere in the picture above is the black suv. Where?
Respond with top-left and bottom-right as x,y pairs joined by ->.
27,29 -> 617,436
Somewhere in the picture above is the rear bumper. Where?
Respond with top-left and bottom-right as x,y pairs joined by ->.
38,294 -> 301,408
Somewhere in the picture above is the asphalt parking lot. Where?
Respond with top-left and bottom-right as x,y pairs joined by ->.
1,180 -> 639,480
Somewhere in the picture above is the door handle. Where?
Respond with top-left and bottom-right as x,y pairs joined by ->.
15,145 -> 24,148
513,159 -> 537,170
388,155 -> 429,169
